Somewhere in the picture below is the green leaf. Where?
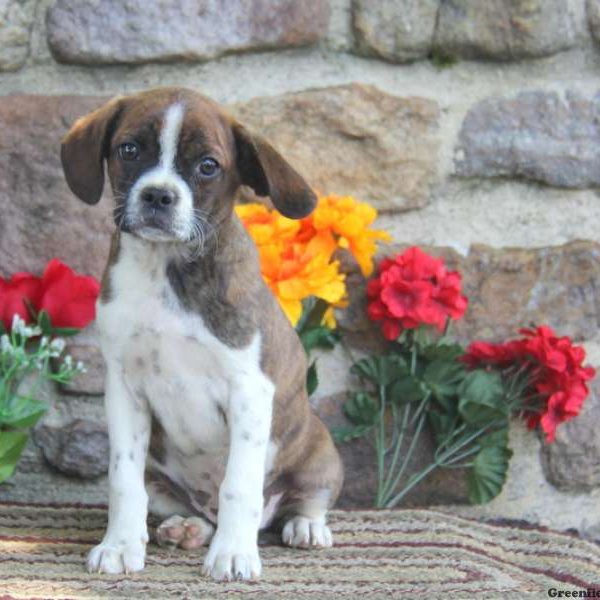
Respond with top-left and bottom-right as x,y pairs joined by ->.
421,342 -> 465,362
0,397 -> 48,429
299,326 -> 340,355
306,361 -> 318,396
388,375 -> 426,405
49,327 -> 80,337
331,424 -> 372,443
38,310 -> 52,335
295,297 -> 331,335
478,427 -> 509,448
467,444 -> 512,504
0,431 -> 29,483
423,358 -> 467,405
428,410 -> 458,444
350,355 -> 409,386
343,392 -> 379,427
458,370 -> 509,426
295,297 -> 318,334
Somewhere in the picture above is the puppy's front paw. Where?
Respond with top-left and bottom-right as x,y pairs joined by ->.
202,532 -> 261,581
282,516 -> 333,548
87,537 -> 147,574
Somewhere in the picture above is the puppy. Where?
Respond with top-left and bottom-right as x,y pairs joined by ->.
60,88 -> 343,581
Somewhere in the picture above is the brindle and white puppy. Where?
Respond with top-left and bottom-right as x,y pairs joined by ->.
60,88 -> 343,581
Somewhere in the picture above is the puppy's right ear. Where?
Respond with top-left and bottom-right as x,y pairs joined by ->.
61,98 -> 123,205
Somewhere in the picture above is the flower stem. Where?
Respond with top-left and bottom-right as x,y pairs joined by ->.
374,384 -> 387,507
380,403 -> 429,506
379,400 -> 411,505
385,422 -> 501,508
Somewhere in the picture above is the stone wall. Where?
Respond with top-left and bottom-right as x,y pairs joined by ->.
2,0 -> 600,537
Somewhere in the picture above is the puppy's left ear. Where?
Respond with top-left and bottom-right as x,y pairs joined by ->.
232,123 -> 317,219
61,97 -> 123,205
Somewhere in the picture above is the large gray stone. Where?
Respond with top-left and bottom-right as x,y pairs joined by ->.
0,0 -> 36,71
33,418 -> 109,479
352,0 -> 438,63
434,0 -> 583,61
455,91 -> 600,189
46,0 -> 329,65
233,84 -> 440,212
0,95 -> 113,280
541,380 -> 600,492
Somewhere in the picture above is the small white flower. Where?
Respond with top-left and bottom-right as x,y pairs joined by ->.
27,325 -> 42,337
49,338 -> 66,357
12,315 -> 42,339
11,315 -> 26,335
76,360 -> 87,373
0,334 -> 12,355
64,355 -> 73,368
39,336 -> 49,348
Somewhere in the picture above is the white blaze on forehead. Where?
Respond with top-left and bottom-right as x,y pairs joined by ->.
127,101 -> 195,241
159,103 -> 184,170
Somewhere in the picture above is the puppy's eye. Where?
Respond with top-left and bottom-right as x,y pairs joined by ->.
118,142 -> 139,161
197,157 -> 220,179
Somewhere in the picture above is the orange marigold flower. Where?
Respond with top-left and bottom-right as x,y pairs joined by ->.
301,194 -> 391,276
235,195 -> 389,326
236,203 -> 346,326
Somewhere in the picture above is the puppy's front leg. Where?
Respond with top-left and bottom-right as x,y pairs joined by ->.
87,367 -> 151,574
203,373 -> 273,581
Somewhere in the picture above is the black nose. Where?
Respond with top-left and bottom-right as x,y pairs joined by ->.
141,187 -> 178,208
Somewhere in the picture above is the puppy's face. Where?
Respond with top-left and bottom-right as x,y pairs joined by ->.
61,88 -> 316,245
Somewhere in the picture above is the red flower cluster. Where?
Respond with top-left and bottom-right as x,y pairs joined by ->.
0,259 -> 100,331
463,326 -> 596,442
366,247 -> 468,340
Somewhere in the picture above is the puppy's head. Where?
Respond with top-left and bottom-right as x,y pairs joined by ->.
61,88 -> 316,244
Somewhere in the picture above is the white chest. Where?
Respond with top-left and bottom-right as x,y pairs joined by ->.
97,237 -> 266,458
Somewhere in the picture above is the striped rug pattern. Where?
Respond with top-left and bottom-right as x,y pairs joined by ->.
0,502 -> 599,598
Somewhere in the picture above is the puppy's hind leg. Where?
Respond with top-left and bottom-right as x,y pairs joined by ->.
279,415 -> 344,549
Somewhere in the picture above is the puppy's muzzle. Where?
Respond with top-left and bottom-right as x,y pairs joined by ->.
137,186 -> 179,230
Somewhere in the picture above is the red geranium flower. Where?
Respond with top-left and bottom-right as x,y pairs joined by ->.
38,259 -> 100,329
366,247 -> 468,340
0,259 -> 100,332
463,326 -> 596,443
0,273 -> 42,331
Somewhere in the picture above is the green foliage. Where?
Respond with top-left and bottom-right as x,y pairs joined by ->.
333,325 -> 514,508
350,355 -> 409,387
0,431 -> 29,482
299,327 -> 339,355
38,310 -> 80,338
295,297 -> 340,397
306,361 -> 319,397
468,443 -> 512,504
458,370 -> 508,425
0,314 -> 84,484
331,392 -> 378,442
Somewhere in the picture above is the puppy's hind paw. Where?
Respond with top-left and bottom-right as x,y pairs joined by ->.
156,515 -> 214,550
282,516 -> 333,549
